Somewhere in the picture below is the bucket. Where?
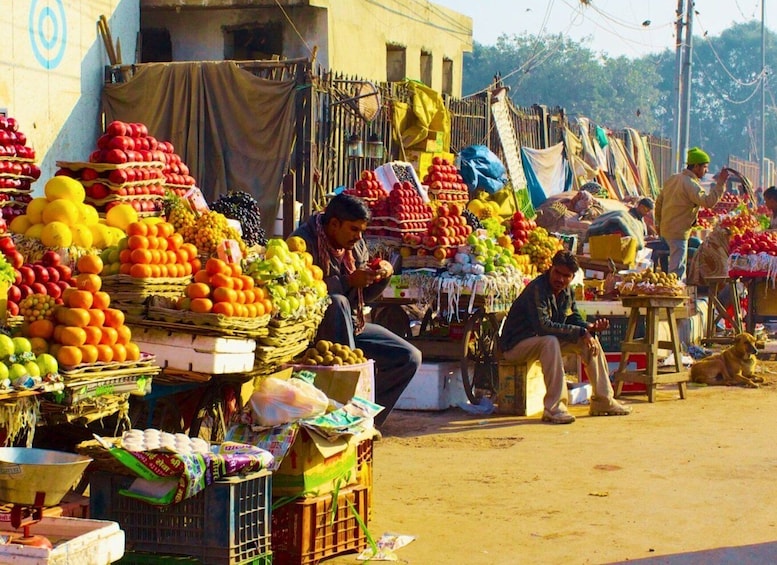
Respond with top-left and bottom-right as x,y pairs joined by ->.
274,199 -> 303,237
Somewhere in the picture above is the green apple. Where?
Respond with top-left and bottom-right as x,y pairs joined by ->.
24,362 -> 40,378
0,364 -> 9,382
0,335 -> 14,360
8,364 -> 28,381
36,354 -> 58,376
12,337 -> 31,356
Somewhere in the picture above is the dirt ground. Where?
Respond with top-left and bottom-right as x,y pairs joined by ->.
328,361 -> 777,565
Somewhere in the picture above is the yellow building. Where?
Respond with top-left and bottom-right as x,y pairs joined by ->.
140,0 -> 473,96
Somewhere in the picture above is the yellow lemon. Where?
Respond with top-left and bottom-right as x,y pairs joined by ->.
9,215 -> 31,235
26,198 -> 49,224
71,224 -> 94,248
24,223 -> 44,240
286,235 -> 307,253
41,222 -> 73,248
42,199 -> 80,226
78,204 -> 100,226
88,224 -> 110,248
105,204 -> 138,231
44,176 -> 85,203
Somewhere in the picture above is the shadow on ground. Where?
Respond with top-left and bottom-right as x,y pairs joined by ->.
612,541 -> 777,564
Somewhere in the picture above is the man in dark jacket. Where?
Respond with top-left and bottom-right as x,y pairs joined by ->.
500,250 -> 631,424
292,194 -> 421,427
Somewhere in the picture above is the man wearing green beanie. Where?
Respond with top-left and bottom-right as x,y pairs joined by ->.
655,147 -> 730,280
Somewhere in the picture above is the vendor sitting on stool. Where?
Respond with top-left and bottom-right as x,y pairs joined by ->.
499,250 -> 631,425
291,194 -> 421,427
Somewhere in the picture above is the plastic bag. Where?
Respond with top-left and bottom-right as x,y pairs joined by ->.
250,376 -> 329,427
457,145 -> 508,194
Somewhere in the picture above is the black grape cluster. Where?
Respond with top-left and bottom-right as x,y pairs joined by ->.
462,208 -> 484,231
211,191 -> 268,246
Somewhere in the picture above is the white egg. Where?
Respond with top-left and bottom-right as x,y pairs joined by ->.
175,433 -> 189,442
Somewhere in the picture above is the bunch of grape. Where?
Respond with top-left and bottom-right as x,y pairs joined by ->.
165,195 -> 196,234
20,294 -> 56,323
462,209 -> 484,231
211,191 -> 268,247
193,211 -> 247,256
519,227 -> 564,272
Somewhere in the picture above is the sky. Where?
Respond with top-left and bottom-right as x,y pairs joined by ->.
432,0 -> 776,59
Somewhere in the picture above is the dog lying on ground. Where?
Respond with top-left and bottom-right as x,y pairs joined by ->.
689,333 -> 763,388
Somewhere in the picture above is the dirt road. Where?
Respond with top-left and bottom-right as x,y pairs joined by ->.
331,374 -> 777,565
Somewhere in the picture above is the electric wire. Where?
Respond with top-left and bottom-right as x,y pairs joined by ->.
694,12 -> 764,87
273,0 -> 315,56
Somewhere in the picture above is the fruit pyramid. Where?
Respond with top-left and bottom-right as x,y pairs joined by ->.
9,176 -> 124,251
179,257 -> 272,318
157,139 -> 196,197
0,115 -> 41,222
49,254 -> 141,368
165,194 -> 246,256
114,220 -> 201,279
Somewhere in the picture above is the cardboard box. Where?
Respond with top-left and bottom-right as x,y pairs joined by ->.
589,234 -> 637,265
395,362 -> 468,411
287,361 -> 375,404
495,360 -> 545,416
273,428 -> 358,497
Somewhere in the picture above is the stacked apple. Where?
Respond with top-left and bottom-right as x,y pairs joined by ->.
423,157 -> 469,205
420,203 -> 472,259
0,234 -> 24,270
712,191 -> 739,214
344,170 -> 387,202
729,230 -> 777,255
510,210 -> 537,251
696,208 -> 716,230
55,120 -> 167,216
0,116 -> 41,222
157,140 -> 196,197
366,181 -> 432,240
721,211 -> 760,236
8,251 -> 76,317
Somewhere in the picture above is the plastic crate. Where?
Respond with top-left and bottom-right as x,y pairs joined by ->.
271,484 -> 369,565
117,552 -> 272,564
587,316 -> 644,352
356,437 -> 374,519
90,470 -> 271,565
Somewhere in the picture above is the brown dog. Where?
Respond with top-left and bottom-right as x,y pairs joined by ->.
689,333 -> 763,388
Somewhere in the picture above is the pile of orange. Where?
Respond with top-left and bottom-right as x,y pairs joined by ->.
117,221 -> 200,278
179,258 -> 273,318
49,254 -> 142,367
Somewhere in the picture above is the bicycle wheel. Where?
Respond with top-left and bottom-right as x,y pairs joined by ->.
460,310 -> 502,404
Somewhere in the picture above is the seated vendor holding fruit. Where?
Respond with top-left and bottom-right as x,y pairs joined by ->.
499,250 -> 631,424
292,194 -> 421,427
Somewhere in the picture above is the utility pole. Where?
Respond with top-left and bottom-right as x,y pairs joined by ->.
673,0 -> 685,172
679,1 -> 694,167
761,0 -> 767,189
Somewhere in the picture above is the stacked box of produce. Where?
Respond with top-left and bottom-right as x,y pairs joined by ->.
0,115 -> 40,222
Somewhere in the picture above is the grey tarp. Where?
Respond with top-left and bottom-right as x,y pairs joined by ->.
102,61 -> 297,230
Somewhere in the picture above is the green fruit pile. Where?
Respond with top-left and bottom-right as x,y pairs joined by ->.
296,340 -> 368,366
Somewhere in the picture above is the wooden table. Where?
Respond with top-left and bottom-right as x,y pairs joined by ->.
614,295 -> 688,402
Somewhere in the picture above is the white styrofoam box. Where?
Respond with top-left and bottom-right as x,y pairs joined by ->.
129,326 -> 256,354
133,341 -> 255,374
576,300 -> 630,317
395,362 -> 468,411
0,516 -> 124,564
568,382 -> 592,405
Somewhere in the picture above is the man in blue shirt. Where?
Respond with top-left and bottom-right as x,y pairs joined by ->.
500,250 -> 631,424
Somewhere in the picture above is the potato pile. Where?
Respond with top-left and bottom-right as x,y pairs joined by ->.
296,340 -> 368,366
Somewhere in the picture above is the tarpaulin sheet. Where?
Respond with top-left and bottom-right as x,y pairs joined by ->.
521,143 -> 572,207
102,61 -> 297,229
392,80 -> 451,152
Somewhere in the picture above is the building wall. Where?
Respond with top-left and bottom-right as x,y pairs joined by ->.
140,0 -> 471,96
0,0 -> 139,191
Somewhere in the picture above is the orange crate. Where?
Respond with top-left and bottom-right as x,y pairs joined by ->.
271,484 -> 369,565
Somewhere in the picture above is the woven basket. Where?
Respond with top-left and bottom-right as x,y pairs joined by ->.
146,296 -> 271,337
75,437 -> 134,476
